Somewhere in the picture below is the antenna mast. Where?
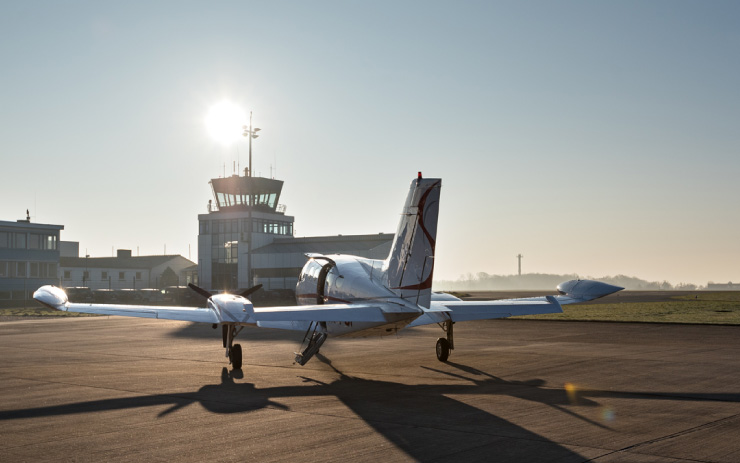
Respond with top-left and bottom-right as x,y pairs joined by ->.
517,254 -> 523,276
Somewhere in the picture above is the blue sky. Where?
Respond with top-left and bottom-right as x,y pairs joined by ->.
1,1 -> 738,285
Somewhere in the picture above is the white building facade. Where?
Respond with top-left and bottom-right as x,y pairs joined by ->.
60,250 -> 196,290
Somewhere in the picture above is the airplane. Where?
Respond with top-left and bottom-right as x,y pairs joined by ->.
34,173 -> 623,369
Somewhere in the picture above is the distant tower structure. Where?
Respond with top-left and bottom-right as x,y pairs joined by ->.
517,254 -> 523,276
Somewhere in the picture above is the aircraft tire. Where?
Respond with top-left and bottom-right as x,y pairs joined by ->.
436,338 -> 450,362
231,344 -> 243,369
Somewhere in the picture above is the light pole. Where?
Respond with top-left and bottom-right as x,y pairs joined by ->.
241,112 -> 261,288
242,112 -> 261,178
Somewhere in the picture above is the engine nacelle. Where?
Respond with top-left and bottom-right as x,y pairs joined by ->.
208,293 -> 254,324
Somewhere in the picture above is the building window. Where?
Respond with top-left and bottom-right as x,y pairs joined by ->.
26,234 -> 57,250
102,271 -> 108,280
119,272 -> 125,280
16,262 -> 26,278
0,261 -> 6,277
135,272 -> 142,280
12,233 -> 26,249
45,235 -> 57,250
30,262 -> 39,277
0,232 -> 7,248
64,270 -> 71,279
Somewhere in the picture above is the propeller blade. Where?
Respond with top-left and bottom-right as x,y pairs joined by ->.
188,283 -> 213,299
240,284 -> 263,298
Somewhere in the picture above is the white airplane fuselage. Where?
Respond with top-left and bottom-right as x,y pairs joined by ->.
285,255 -> 423,337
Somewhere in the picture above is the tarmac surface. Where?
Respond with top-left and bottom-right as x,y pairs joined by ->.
1,316 -> 739,462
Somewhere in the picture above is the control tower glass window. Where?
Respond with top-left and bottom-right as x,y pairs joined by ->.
209,176 -> 284,213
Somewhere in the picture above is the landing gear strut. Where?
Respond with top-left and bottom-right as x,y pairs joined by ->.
436,319 -> 454,362
295,321 -> 327,366
222,324 -> 244,369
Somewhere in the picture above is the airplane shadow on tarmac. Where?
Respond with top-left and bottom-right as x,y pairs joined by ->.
3,356 -> 740,462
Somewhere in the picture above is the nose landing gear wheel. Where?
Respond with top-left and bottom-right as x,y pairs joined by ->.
436,338 -> 450,362
229,343 -> 243,369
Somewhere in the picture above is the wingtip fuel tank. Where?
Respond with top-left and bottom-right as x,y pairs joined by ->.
556,279 -> 624,302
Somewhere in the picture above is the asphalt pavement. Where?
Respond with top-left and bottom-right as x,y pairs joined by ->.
1,316 -> 739,462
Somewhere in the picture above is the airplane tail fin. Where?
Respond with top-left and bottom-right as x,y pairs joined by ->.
385,175 -> 441,308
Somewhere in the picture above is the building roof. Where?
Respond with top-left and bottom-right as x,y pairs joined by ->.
60,255 -> 193,270
252,233 -> 393,255
0,220 -> 64,231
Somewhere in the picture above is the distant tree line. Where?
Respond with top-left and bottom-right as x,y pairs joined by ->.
434,273 -> 702,291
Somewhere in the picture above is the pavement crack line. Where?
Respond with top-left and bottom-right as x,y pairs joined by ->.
585,413 -> 740,462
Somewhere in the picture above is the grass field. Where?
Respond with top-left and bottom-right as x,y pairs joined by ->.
3,291 -> 740,325
0,306 -> 99,319
509,291 -> 740,325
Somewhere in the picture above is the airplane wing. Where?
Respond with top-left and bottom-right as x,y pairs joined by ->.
34,286 -> 220,323
252,304 -> 388,323
34,286 -> 403,325
410,279 -> 623,327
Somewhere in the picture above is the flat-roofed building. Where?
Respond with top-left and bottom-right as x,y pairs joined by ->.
0,218 -> 63,307
59,249 -> 196,290
251,233 -> 392,290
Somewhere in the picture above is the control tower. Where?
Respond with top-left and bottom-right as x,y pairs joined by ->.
198,169 -> 295,290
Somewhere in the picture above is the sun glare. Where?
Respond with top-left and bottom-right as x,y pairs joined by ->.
205,101 -> 247,146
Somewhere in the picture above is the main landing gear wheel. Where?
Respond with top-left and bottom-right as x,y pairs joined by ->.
436,338 -> 450,362
229,344 -> 243,370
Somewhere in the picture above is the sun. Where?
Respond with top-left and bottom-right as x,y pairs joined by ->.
205,100 -> 247,146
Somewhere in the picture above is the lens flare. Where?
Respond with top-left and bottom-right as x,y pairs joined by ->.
205,101 -> 246,146
564,382 -> 578,404
602,406 -> 616,422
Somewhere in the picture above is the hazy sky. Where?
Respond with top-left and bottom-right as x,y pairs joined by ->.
1,1 -> 738,285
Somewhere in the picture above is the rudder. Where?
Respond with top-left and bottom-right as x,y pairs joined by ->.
385,175 -> 441,308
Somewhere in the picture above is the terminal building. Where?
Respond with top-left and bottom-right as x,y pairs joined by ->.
0,216 -> 63,307
198,170 -> 393,291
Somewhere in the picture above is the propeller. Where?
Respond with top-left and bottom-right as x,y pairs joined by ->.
188,283 -> 213,299
240,284 -> 263,298
187,283 -> 263,300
